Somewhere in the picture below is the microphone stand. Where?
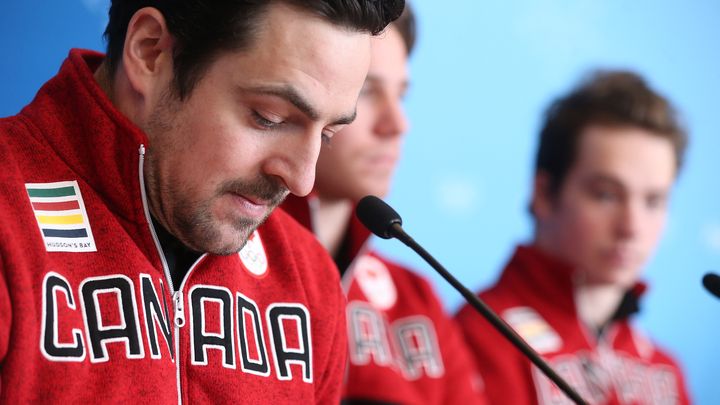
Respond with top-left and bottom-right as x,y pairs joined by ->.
388,222 -> 588,405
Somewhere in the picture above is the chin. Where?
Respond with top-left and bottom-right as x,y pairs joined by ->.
206,238 -> 248,256
194,223 -> 256,256
366,184 -> 392,199
594,267 -> 640,288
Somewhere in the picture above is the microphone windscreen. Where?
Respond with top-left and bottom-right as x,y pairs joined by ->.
702,272 -> 720,299
356,195 -> 402,239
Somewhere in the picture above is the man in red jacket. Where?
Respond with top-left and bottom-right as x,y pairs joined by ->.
0,1 -> 403,403
456,71 -> 692,404
282,4 -> 487,405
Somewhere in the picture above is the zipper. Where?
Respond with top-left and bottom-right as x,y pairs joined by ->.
138,145 -> 175,293
138,144 -> 183,405
173,291 -> 185,327
172,252 -> 208,327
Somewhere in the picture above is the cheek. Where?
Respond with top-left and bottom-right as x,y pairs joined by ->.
639,212 -> 668,250
555,205 -> 608,255
149,93 -> 253,193
318,128 -> 368,170
316,146 -> 346,179
335,118 -> 375,150
315,150 -> 360,199
174,124 -> 255,191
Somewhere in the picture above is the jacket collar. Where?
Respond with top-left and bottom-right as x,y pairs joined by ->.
502,245 -> 645,322
19,49 -> 150,224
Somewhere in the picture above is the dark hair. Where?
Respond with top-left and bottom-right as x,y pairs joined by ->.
393,2 -> 417,56
103,0 -> 405,99
535,70 -> 687,196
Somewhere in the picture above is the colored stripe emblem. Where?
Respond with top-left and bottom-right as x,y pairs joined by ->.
25,180 -> 97,252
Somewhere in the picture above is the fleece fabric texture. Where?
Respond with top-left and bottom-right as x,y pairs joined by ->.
0,49 -> 346,404
282,195 -> 486,405
456,245 -> 691,405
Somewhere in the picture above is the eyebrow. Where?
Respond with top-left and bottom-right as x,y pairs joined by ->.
241,84 -> 357,126
585,173 -> 670,195
584,173 -> 622,185
365,74 -> 410,94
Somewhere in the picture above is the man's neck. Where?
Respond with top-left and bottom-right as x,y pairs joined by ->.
531,239 -> 628,332
574,283 -> 626,333
313,198 -> 354,258
93,61 -> 114,101
151,215 -> 202,291
92,60 -> 144,127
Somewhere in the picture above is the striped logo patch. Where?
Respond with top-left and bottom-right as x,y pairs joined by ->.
25,180 -> 97,252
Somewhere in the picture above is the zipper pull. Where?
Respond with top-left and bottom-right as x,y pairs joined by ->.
174,291 -> 185,327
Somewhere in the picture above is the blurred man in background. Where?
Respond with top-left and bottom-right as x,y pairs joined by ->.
456,71 -> 691,404
282,4 -> 487,405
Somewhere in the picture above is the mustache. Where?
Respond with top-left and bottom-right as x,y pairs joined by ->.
218,175 -> 289,206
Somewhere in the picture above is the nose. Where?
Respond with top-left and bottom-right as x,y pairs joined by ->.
616,199 -> 642,240
374,96 -> 409,138
262,133 -> 320,197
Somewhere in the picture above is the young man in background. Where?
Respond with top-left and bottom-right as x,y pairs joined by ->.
456,71 -> 691,405
283,5 -> 486,405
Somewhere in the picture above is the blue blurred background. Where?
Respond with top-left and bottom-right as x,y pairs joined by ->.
1,0 -> 717,403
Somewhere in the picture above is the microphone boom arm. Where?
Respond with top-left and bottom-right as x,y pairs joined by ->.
387,222 -> 589,405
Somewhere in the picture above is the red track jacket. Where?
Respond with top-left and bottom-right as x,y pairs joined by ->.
0,49 -> 346,404
456,245 -> 691,405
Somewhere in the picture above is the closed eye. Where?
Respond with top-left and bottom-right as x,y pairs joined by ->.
646,193 -> 667,210
252,110 -> 283,129
593,189 -> 619,203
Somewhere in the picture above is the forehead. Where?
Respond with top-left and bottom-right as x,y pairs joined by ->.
208,3 -> 371,121
368,27 -> 409,76
571,125 -> 677,189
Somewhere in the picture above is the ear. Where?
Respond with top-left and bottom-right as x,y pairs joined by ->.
531,171 -> 554,221
121,7 -> 174,102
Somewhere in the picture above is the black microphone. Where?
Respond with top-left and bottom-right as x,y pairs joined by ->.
702,273 -> 720,299
356,195 -> 402,239
356,195 -> 588,405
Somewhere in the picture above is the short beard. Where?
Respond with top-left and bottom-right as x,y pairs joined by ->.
172,176 -> 289,255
